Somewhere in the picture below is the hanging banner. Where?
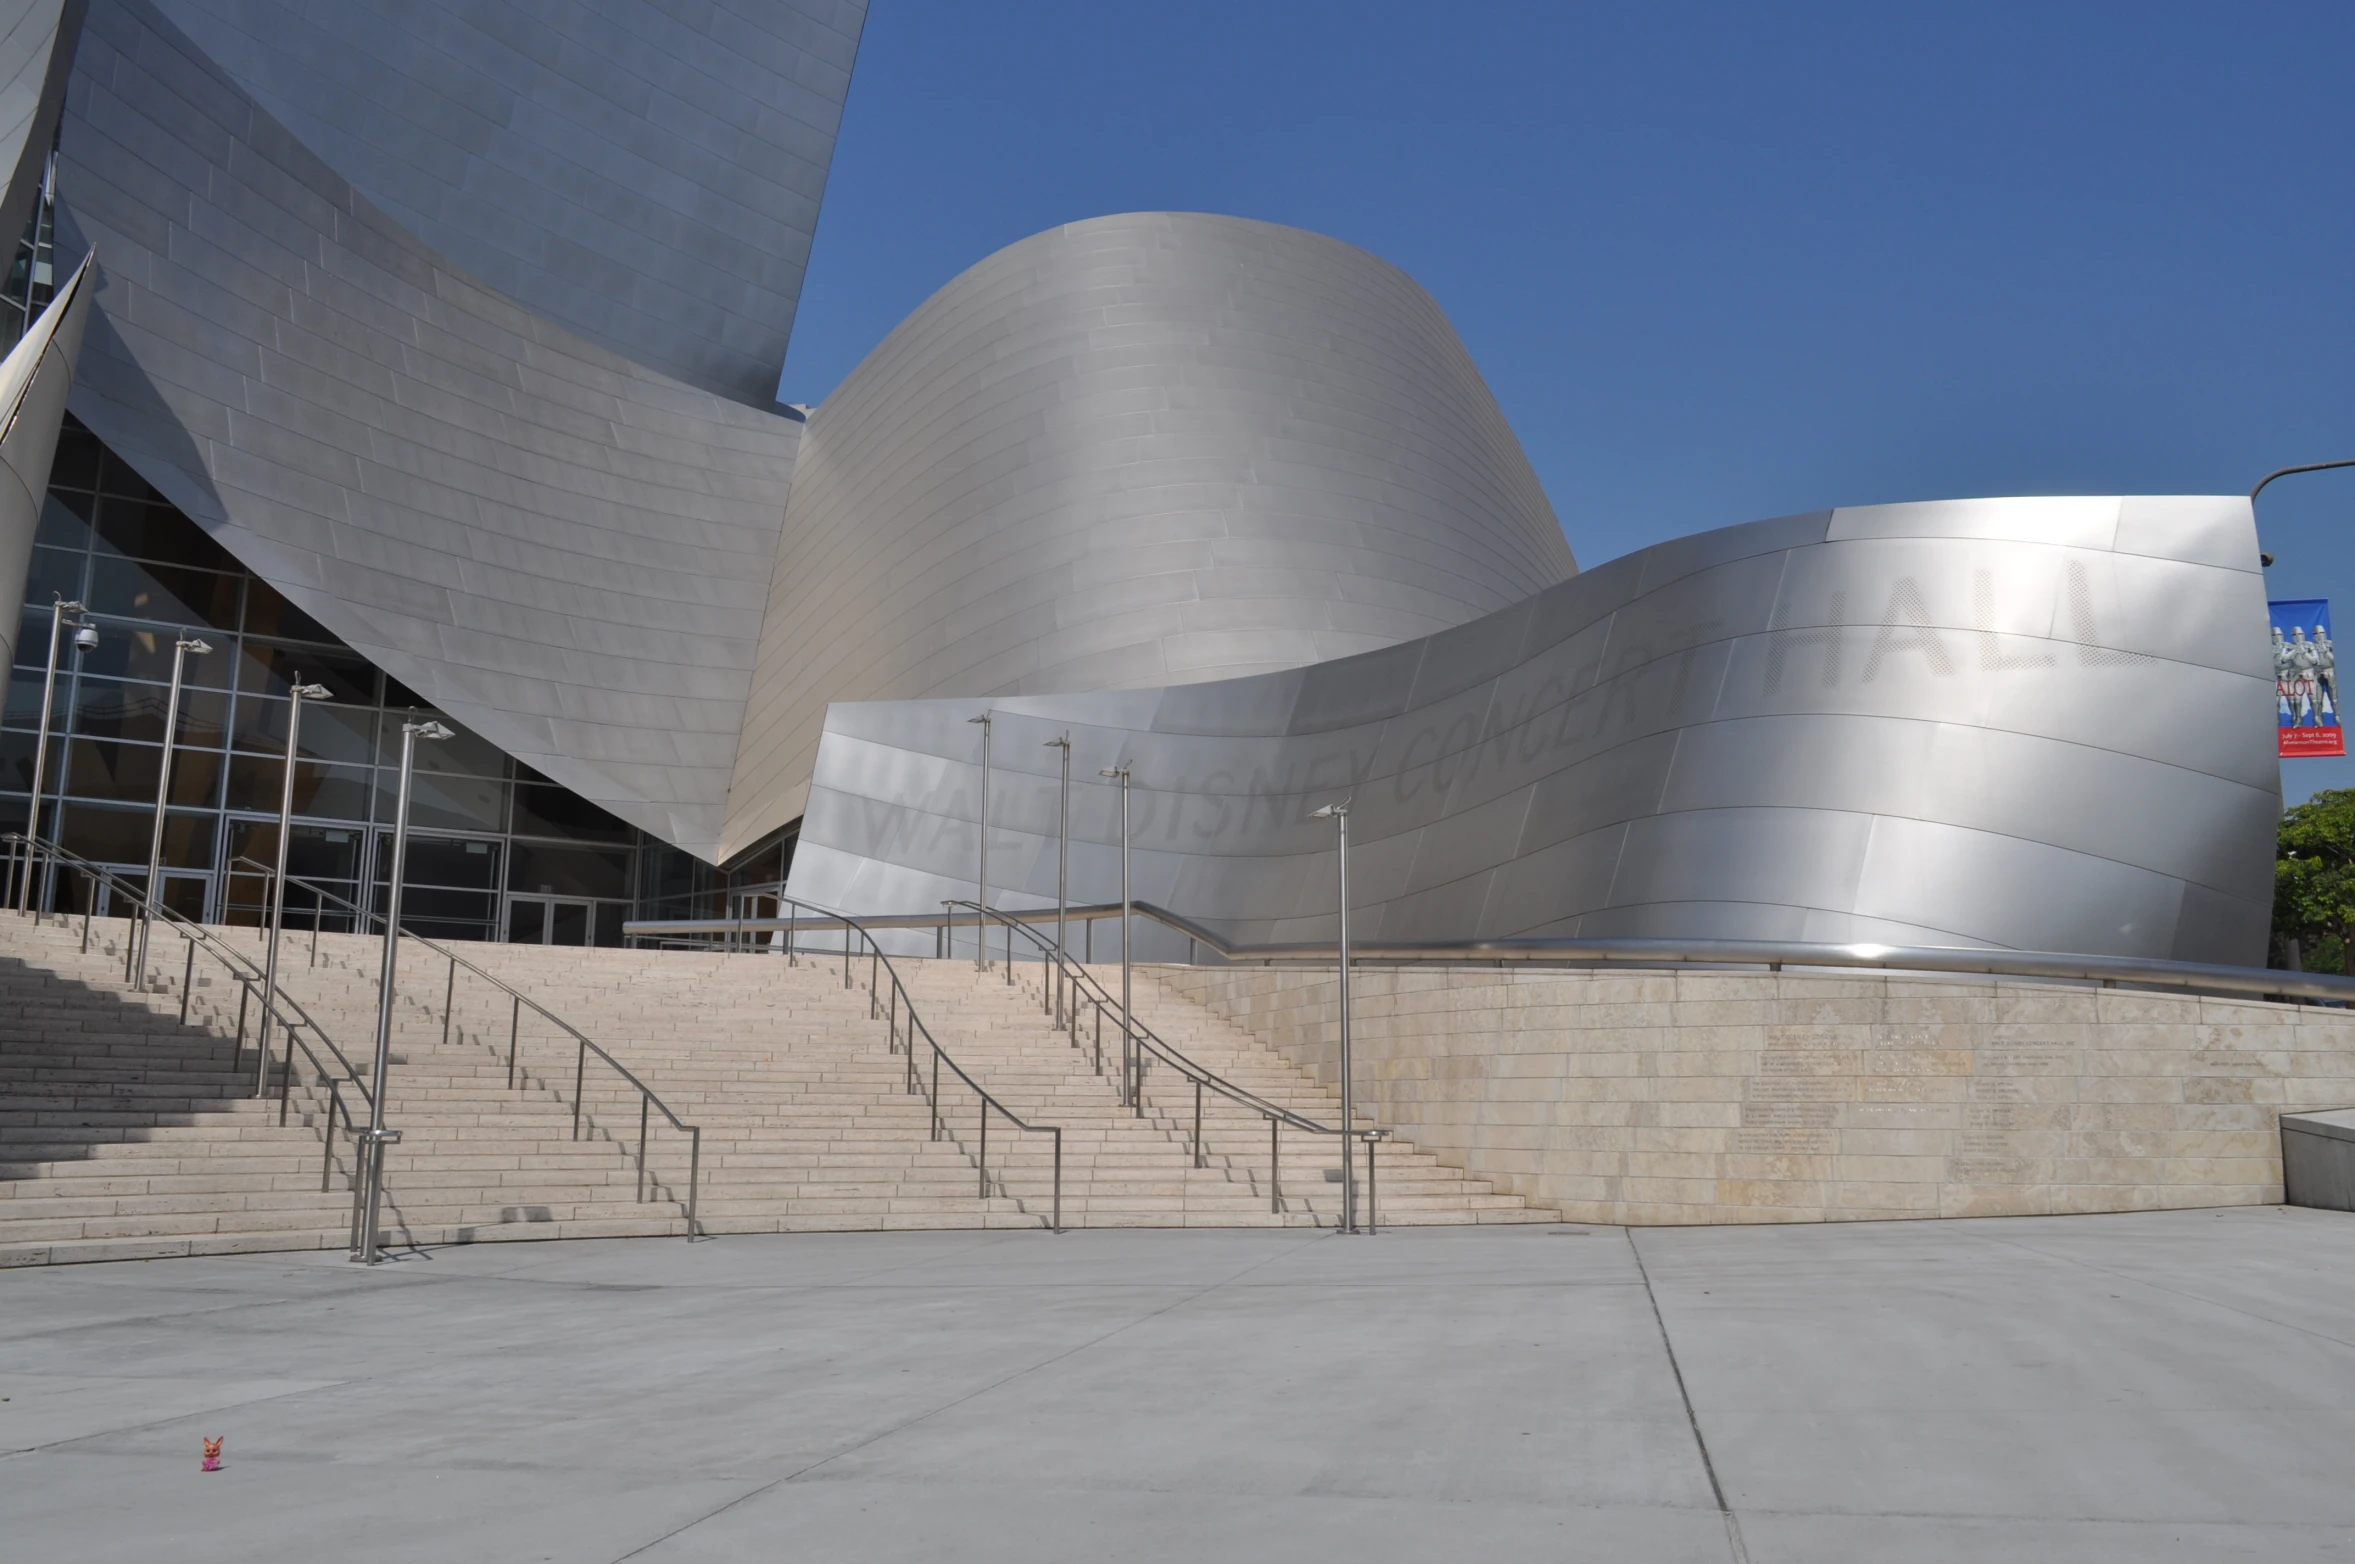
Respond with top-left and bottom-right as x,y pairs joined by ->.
2272,598 -> 2344,756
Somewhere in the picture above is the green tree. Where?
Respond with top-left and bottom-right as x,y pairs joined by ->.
2275,788 -> 2355,972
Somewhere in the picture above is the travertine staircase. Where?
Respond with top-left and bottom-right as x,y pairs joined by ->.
894,957 -> 1551,1227
2,917 -> 1550,1264
0,916 -> 352,1265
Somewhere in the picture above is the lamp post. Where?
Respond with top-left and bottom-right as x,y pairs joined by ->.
968,712 -> 991,969
256,680 -> 330,1097
135,634 -> 209,981
354,717 -> 451,1265
19,596 -> 88,911
1310,800 -> 1355,1234
1044,732 -> 1070,1025
1098,763 -> 1132,1108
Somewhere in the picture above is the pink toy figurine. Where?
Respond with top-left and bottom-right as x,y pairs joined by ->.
201,1436 -> 223,1472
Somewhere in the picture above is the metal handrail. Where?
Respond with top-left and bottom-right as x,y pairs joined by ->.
3,834 -> 373,1211
634,892 -> 1063,1230
948,898 -> 1337,1128
946,898 -> 1362,1221
231,858 -> 704,1235
632,899 -> 2355,1006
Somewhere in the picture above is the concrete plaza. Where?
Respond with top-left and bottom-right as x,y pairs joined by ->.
3,1209 -> 2351,1562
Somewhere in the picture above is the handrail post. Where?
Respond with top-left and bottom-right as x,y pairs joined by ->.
441,954 -> 455,1047
572,1037 -> 585,1140
637,1093 -> 650,1202
79,869 -> 91,952
278,1023 -> 296,1124
322,1080 -> 340,1191
869,948 -> 878,1018
1365,1131 -> 1380,1235
687,1126 -> 701,1238
930,1049 -> 940,1140
979,1100 -> 988,1198
1270,1116 -> 1281,1215
1194,1078 -> 1203,1169
507,993 -> 520,1089
178,936 -> 195,1023
842,932 -> 850,990
1052,1129 -> 1062,1233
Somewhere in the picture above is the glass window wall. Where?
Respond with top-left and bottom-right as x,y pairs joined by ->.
0,416 -> 701,945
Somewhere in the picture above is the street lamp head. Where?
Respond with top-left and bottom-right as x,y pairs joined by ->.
72,623 -> 98,653
967,713 -> 990,726
409,720 -> 454,741
1310,800 -> 1349,820
178,637 -> 211,655
291,682 -> 330,701
53,595 -> 84,612
1043,733 -> 1069,750
1098,766 -> 1127,780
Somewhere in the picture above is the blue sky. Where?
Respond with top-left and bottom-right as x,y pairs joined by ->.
779,1 -> 2355,802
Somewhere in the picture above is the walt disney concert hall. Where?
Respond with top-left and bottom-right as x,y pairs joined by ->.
7,0 -> 2350,1260
0,0 -> 2279,969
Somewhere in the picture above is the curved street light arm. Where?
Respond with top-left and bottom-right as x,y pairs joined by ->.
2251,459 -> 2355,502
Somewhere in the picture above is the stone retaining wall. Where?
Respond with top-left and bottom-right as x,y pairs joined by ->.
1147,964 -> 2355,1224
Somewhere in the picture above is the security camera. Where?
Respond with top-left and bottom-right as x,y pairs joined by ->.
72,623 -> 97,653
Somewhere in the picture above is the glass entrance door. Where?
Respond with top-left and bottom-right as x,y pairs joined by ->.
221,818 -> 365,930
369,831 -> 500,942
506,894 -> 592,945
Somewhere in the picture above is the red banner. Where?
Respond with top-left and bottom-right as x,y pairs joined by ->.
2282,724 -> 2345,758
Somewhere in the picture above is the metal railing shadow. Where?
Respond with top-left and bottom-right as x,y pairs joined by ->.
4,834 -> 375,1238
231,858 -> 703,1237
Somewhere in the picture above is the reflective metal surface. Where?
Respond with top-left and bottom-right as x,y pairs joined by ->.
718,212 -> 1579,857
0,0 -> 78,297
56,0 -> 816,855
146,0 -> 863,405
0,249 -> 87,666
787,497 -> 2278,964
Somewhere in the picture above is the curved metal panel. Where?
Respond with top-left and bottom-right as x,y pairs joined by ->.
0,249 -> 88,664
788,496 -> 2279,965
720,212 -> 1580,859
0,0 -> 79,296
148,0 -> 866,404
55,0 -> 804,855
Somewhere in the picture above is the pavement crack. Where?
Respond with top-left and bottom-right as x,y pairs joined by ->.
1627,1228 -> 1751,1564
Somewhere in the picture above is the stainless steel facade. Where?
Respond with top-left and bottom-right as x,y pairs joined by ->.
1,0 -> 2281,962
55,0 -> 831,856
788,498 -> 2279,965
0,252 -> 88,665
142,0 -> 863,405
719,213 -> 1580,858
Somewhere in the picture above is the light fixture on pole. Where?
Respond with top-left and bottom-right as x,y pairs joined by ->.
1043,731 -> 1071,1026
20,596 -> 88,912
136,634 -> 210,981
968,712 -> 991,970
256,680 -> 331,1097
1310,799 -> 1356,1234
354,717 -> 450,1265
1098,763 -> 1133,1110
